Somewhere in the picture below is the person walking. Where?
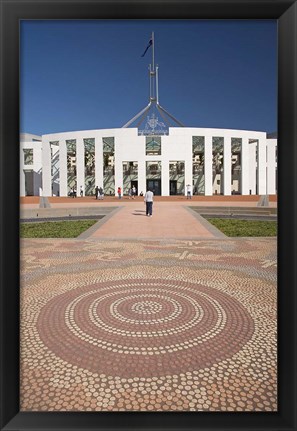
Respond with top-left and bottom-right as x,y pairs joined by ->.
144,188 -> 154,217
95,186 -> 99,200
132,185 -> 136,199
98,186 -> 104,200
186,184 -> 192,199
80,186 -> 83,197
117,186 -> 122,199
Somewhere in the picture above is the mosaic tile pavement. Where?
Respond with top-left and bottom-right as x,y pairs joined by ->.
20,238 -> 277,412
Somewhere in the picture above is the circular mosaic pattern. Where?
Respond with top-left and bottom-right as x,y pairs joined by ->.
37,279 -> 254,377
131,301 -> 163,315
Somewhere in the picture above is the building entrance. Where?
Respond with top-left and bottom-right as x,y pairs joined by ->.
131,180 -> 138,196
24,170 -> 34,196
169,180 -> 177,195
146,179 -> 161,195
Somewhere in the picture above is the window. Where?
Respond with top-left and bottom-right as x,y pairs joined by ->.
123,161 -> 138,176
192,136 -> 205,195
192,136 -> 204,155
84,138 -> 95,195
146,136 -> 161,155
212,137 -> 224,174
146,161 -> 161,177
23,149 -> 33,165
103,137 -> 115,195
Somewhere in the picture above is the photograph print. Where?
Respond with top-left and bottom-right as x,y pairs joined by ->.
20,19 -> 277,412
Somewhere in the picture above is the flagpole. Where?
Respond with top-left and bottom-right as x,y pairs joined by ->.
152,31 -> 155,72
156,65 -> 159,104
123,31 -> 185,129
151,32 -> 155,102
149,64 -> 152,101
149,65 -> 151,100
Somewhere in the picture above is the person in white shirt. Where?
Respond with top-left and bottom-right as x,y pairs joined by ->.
186,184 -> 192,199
144,189 -> 154,216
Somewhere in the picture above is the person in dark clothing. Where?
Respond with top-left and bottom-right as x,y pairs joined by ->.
98,186 -> 104,200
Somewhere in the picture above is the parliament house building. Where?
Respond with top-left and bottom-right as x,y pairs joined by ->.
20,127 -> 277,197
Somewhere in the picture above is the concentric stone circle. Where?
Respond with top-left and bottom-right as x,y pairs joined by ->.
37,279 -> 254,378
131,300 -> 163,315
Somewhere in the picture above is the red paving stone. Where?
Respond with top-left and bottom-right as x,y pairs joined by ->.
89,202 -> 216,239
20,237 -> 277,412
37,278 -> 254,378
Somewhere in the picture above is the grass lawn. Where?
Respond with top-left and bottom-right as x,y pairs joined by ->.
206,218 -> 277,237
20,219 -> 98,238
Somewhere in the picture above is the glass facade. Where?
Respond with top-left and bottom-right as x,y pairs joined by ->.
50,141 -> 59,196
169,161 -> 185,195
146,161 -> 161,178
231,138 -> 242,194
23,149 -> 33,165
192,136 -> 205,195
66,139 -> 76,194
146,136 -> 161,155
146,161 -> 161,195
123,161 -> 138,195
84,138 -> 95,195
103,137 -> 115,195
248,139 -> 258,195
212,137 -> 224,195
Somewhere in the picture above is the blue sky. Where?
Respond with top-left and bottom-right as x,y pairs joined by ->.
20,20 -> 277,135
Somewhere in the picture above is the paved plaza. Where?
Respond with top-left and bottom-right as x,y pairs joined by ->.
20,198 -> 277,412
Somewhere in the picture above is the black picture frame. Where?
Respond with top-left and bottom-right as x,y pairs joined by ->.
0,1 -> 296,430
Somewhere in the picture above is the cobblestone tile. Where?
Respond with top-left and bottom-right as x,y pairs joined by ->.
20,238 -> 277,412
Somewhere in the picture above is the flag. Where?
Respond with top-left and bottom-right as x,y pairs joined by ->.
141,38 -> 152,57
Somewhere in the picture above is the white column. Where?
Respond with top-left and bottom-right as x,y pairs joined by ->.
20,147 -> 26,196
33,171 -> 40,196
249,141 -> 257,195
50,145 -> 59,196
162,160 -> 169,196
76,138 -> 84,195
241,137 -> 249,195
114,146 -> 122,193
223,136 -> 231,195
138,160 -> 146,194
204,136 -> 212,196
266,141 -> 276,194
95,136 -> 103,189
20,169 -> 26,196
59,140 -> 68,197
184,158 -> 192,196
42,139 -> 52,196
257,138 -> 267,195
